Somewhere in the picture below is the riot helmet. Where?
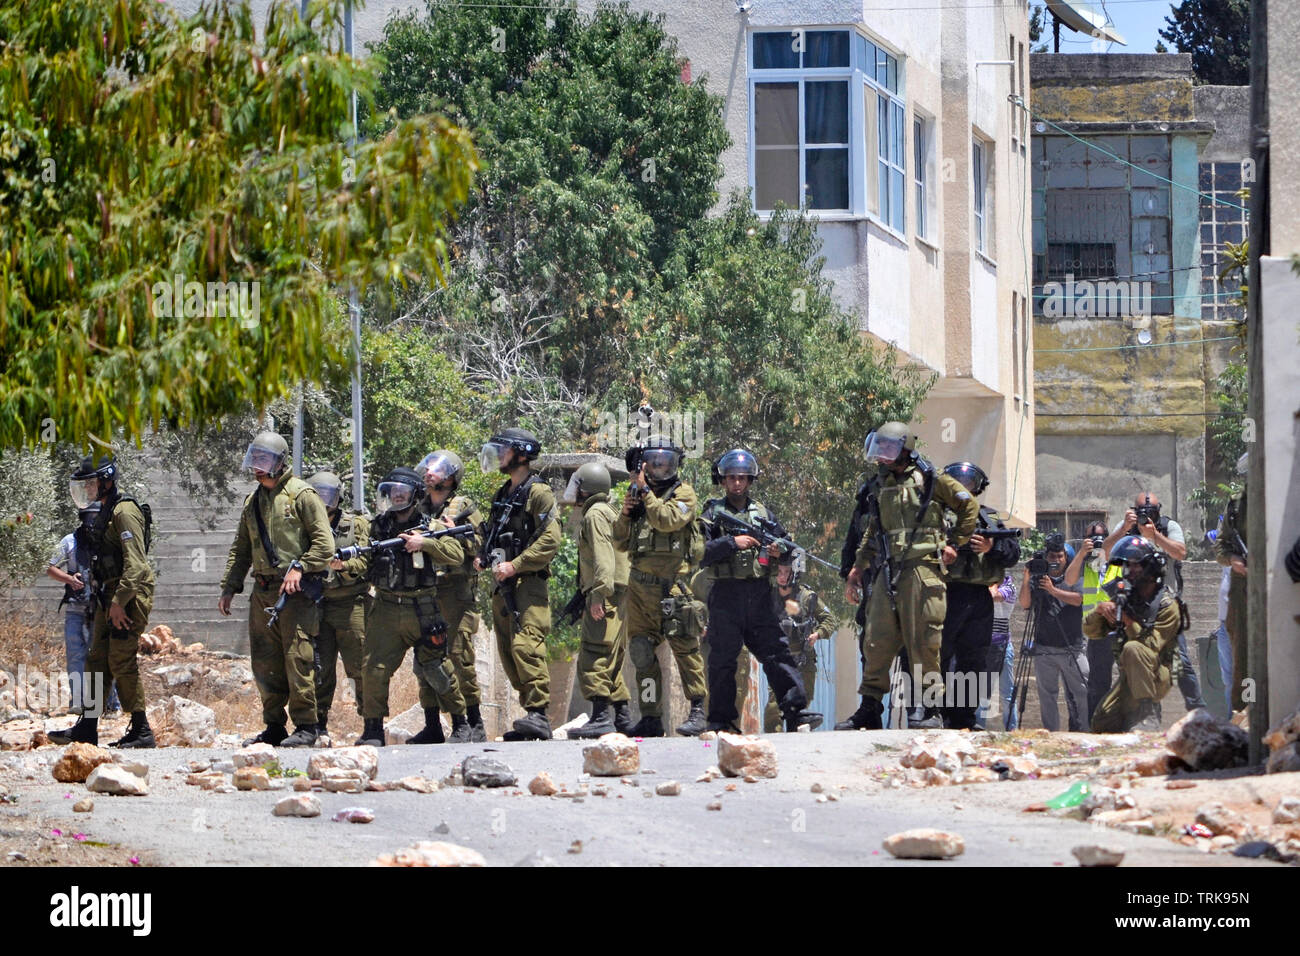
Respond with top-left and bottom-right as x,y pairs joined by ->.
1108,535 -> 1165,585
864,422 -> 916,466
308,471 -> 343,512
78,502 -> 102,526
376,467 -> 425,515
777,548 -> 805,589
563,462 -> 612,504
418,450 -> 465,492
69,454 -> 117,508
479,428 -> 541,474
636,434 -> 684,483
943,461 -> 989,496
242,431 -> 289,477
711,448 -> 760,486
860,429 -> 876,462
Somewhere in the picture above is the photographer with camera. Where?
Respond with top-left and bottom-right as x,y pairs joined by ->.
1064,522 -> 1123,724
1102,491 -> 1206,715
1016,533 -> 1088,731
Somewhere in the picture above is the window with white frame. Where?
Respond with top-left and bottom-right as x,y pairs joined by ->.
749,28 -> 905,224
973,136 -> 990,254
913,114 -> 931,240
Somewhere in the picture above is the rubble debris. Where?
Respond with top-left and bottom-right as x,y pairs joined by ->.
882,828 -> 964,860
717,733 -> 777,779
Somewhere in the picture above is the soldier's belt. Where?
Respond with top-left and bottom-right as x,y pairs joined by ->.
254,574 -> 285,590
374,588 -> 439,605
630,568 -> 675,588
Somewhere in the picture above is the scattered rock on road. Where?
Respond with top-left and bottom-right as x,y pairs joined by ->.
308,746 -> 379,781
147,695 -> 217,747
1195,803 -> 1244,836
528,772 -> 558,796
1165,709 -> 1247,771
717,733 -> 777,779
882,828 -> 964,860
332,806 -> 375,824
85,764 -> 149,796
1072,844 -> 1125,867
52,743 -> 114,783
233,766 -> 271,791
273,795 -> 321,818
655,780 -> 681,796
583,734 -> 639,777
321,768 -> 369,793
232,743 -> 278,770
372,841 -> 486,867
462,755 -> 518,788
1272,796 -> 1300,825
72,797 -> 94,813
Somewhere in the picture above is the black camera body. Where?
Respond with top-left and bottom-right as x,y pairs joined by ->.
1026,551 -> 1050,583
1134,504 -> 1160,527
1089,535 -> 1106,551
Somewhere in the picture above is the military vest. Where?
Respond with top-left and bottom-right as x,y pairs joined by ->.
243,476 -> 319,575
629,481 -> 700,576
489,476 -> 541,561
90,493 -> 147,588
775,584 -> 819,640
323,512 -> 367,593
875,466 -> 945,563
426,495 -> 478,581
368,509 -> 440,592
704,498 -> 774,582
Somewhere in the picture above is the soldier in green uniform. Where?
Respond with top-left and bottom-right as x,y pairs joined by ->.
409,450 -> 485,743
613,435 -> 709,738
759,552 -> 838,732
51,455 -> 157,748
476,429 -> 562,741
218,433 -> 333,748
356,467 -> 472,746
1215,452 -> 1249,713
565,462 -> 634,738
308,471 -> 369,742
1084,536 -> 1187,732
838,422 -> 978,730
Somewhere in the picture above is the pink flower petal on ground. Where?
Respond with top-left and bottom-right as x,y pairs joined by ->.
129,856 -> 140,865
50,828 -> 62,837
73,833 -> 86,841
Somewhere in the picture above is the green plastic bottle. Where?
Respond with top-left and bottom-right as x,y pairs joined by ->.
1043,780 -> 1091,809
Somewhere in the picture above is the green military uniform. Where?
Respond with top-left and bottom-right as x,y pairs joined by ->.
220,473 -> 334,730
1215,489 -> 1248,711
316,510 -> 370,730
361,507 -> 467,718
419,494 -> 483,713
577,491 -> 631,703
740,584 -> 836,733
1084,587 -> 1183,732
486,475 -> 561,710
86,494 -> 155,715
613,481 -> 707,718
853,465 -> 978,702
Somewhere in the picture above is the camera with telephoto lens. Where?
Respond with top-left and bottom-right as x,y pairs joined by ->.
1026,551 -> 1050,578
1134,504 -> 1159,527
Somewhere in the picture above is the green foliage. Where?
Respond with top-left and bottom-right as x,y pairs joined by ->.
1188,360 -> 1247,530
1028,3 -> 1051,53
0,0 -> 479,450
544,531 -> 581,661
0,447 -> 61,585
1158,0 -> 1251,85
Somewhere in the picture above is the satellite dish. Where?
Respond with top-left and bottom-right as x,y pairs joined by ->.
1044,0 -> 1127,47
1136,329 -> 1153,345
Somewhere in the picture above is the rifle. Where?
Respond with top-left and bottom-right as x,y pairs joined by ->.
480,493 -> 526,627
1100,576 -> 1134,646
867,493 -> 898,613
265,560 -> 323,629
961,527 -> 1023,546
705,509 -> 839,573
335,523 -> 475,561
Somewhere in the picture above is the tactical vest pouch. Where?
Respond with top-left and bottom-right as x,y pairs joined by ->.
414,593 -> 449,648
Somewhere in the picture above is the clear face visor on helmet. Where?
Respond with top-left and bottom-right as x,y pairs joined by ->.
311,482 -> 342,511
419,452 -> 459,488
717,450 -> 758,480
69,478 -> 99,510
951,469 -> 981,494
242,443 -> 284,475
562,472 -> 582,505
864,433 -> 904,465
479,441 -> 514,473
376,481 -> 417,515
641,447 -> 679,481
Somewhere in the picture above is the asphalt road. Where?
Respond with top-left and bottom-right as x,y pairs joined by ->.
6,730 -> 1274,867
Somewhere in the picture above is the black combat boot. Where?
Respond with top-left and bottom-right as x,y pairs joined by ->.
281,724 -> 319,748
912,707 -> 944,730
510,708 -> 552,741
448,712 -> 473,744
466,704 -> 488,743
242,723 -> 288,747
406,708 -> 445,744
705,720 -> 741,734
49,715 -> 98,746
569,698 -> 615,739
1131,698 -> 1162,732
628,714 -> 664,738
611,700 -> 633,735
357,717 -> 386,747
675,699 -> 708,737
834,696 -> 884,731
110,711 -> 156,749
785,711 -> 824,733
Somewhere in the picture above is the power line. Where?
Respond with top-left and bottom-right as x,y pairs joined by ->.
1034,334 -> 1241,353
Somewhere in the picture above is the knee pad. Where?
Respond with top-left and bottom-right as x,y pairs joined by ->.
630,635 -> 657,671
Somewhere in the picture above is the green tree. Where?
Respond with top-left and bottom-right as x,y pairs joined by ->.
1029,3 -> 1051,54
0,0 -> 479,451
0,448 -> 61,586
1158,0 -> 1251,85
